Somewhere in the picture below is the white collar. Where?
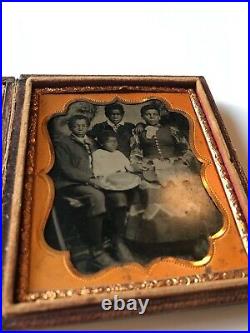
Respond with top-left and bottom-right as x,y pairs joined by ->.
72,134 -> 90,144
107,120 -> 125,128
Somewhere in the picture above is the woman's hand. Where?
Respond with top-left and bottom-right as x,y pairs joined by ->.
134,123 -> 145,135
131,161 -> 148,173
181,150 -> 194,166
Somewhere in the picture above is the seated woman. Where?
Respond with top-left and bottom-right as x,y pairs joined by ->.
125,101 -> 223,261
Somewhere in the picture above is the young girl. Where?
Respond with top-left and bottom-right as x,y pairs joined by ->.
92,131 -> 139,263
92,131 -> 134,178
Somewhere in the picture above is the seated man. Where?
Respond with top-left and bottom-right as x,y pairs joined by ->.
50,114 -> 117,270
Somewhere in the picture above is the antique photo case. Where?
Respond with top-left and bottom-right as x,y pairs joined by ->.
2,76 -> 248,329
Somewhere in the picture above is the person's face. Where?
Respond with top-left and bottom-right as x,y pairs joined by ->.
108,109 -> 123,125
142,109 -> 161,126
103,137 -> 118,152
71,119 -> 89,137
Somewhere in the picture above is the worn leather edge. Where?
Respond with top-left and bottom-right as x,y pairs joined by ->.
2,77 -> 16,172
3,284 -> 247,330
2,78 -> 27,275
198,77 -> 248,195
2,75 -> 248,330
20,74 -> 199,90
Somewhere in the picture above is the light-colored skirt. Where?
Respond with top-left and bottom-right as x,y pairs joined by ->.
125,158 -> 223,243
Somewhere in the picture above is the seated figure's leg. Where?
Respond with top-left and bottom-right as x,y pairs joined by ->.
106,191 -> 135,262
106,191 -> 128,208
106,191 -> 127,236
60,185 -> 117,269
64,184 -> 106,217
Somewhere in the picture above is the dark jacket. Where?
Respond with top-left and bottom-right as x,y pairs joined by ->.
87,121 -> 135,157
50,135 -> 96,189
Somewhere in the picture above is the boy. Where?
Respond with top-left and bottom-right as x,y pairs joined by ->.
51,115 -> 117,270
88,102 -> 135,157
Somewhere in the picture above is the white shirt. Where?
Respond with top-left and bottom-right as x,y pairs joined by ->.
92,149 -> 132,177
106,120 -> 125,132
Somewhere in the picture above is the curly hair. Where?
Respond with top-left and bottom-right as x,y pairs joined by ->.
104,103 -> 124,118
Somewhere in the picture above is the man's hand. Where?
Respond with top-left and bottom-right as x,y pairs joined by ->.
64,197 -> 83,208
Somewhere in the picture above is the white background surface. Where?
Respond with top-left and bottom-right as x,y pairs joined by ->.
2,2 -> 248,331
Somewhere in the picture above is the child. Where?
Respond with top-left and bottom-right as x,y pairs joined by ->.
88,102 -> 135,157
92,131 -> 137,262
92,131 -> 134,178
51,115 -> 117,270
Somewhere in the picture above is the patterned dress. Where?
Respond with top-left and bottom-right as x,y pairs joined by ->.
125,124 -> 223,244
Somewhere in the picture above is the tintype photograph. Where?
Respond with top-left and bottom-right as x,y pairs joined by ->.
45,98 -> 223,274
2,75 -> 247,330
